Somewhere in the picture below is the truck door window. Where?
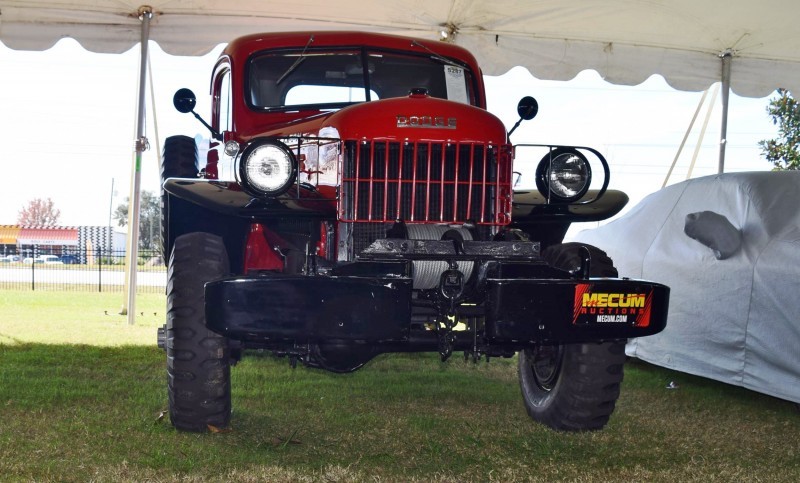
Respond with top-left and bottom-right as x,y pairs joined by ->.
217,70 -> 233,132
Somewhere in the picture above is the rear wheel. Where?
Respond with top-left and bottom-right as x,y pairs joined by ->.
166,232 -> 231,432
518,243 -> 626,431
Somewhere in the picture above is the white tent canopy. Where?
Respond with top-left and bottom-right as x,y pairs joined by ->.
2,0 -> 800,98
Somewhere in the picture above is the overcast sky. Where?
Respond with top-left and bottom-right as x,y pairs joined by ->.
0,38 -> 777,229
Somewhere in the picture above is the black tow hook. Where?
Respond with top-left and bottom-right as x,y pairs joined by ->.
439,265 -> 465,302
436,262 -> 466,361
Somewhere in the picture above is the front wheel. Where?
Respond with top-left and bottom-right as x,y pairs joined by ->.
166,232 -> 231,432
518,243 -> 626,431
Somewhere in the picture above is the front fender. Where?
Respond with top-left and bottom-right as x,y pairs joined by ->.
163,178 -> 335,218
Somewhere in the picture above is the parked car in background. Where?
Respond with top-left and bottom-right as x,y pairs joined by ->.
22,255 -> 64,265
60,254 -> 80,264
0,255 -> 21,263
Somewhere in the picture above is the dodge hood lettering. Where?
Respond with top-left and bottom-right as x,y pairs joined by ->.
396,115 -> 457,129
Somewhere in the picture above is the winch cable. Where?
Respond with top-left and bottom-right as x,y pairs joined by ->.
405,224 -> 474,290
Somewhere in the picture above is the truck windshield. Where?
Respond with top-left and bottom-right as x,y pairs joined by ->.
248,48 -> 475,110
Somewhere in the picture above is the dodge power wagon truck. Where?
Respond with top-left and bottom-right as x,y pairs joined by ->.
158,31 -> 669,433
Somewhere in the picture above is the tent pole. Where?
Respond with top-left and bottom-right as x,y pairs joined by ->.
718,50 -> 733,174
662,88 -> 709,188
687,84 -> 720,179
148,54 -> 162,184
121,6 -> 153,325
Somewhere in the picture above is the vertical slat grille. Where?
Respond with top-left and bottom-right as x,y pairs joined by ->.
340,140 -> 509,225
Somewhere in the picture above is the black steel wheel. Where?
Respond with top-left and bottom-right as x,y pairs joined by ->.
518,243 -> 626,431
166,232 -> 231,432
160,135 -> 198,261
529,344 -> 564,391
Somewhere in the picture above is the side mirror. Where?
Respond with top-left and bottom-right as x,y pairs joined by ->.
173,88 -> 197,114
172,88 -> 221,141
517,96 -> 539,120
508,96 -> 538,138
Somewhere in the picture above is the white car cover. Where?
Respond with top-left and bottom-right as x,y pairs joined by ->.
574,171 -> 800,403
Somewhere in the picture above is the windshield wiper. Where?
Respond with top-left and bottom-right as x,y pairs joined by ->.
411,40 -> 462,68
277,35 -> 315,85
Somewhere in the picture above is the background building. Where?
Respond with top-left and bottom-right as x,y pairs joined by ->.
0,225 -> 119,261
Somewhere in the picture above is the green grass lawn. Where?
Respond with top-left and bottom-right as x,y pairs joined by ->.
1,290 -> 799,481
0,290 -> 164,346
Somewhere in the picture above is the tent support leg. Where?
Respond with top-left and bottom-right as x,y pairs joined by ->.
687,84 -> 719,179
662,88 -> 709,188
718,50 -> 733,174
121,6 -> 153,325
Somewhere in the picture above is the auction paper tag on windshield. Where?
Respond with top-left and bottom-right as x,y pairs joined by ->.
444,66 -> 469,104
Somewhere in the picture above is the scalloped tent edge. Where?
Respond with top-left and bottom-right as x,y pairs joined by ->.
2,1 -> 799,97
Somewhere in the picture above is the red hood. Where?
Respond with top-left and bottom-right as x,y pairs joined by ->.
236,94 -> 507,144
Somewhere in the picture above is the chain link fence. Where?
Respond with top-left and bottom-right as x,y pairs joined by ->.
0,248 -> 166,293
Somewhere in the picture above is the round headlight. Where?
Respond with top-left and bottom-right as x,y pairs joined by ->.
240,141 -> 296,196
536,148 -> 592,203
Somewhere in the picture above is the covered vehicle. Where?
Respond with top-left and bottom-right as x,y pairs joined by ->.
575,171 -> 800,403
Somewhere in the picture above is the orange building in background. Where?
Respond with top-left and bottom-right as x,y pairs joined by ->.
0,225 -> 111,259
0,226 -> 21,246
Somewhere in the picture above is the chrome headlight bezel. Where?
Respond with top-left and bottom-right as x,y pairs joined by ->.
535,148 -> 592,203
238,139 -> 297,197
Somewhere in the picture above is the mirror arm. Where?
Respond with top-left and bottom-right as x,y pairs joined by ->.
508,118 -> 524,138
192,111 -> 222,141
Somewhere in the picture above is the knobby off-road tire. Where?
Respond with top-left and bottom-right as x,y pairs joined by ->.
166,232 -> 231,432
161,135 -> 199,261
518,242 -> 627,431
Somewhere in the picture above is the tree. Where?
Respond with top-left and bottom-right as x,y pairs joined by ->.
114,190 -> 161,254
758,88 -> 800,170
18,198 -> 61,226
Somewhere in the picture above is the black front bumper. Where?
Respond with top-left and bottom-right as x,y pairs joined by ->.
205,264 -> 669,348
206,275 -> 412,342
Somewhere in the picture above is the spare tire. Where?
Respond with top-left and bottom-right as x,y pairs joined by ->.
160,135 -> 198,262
